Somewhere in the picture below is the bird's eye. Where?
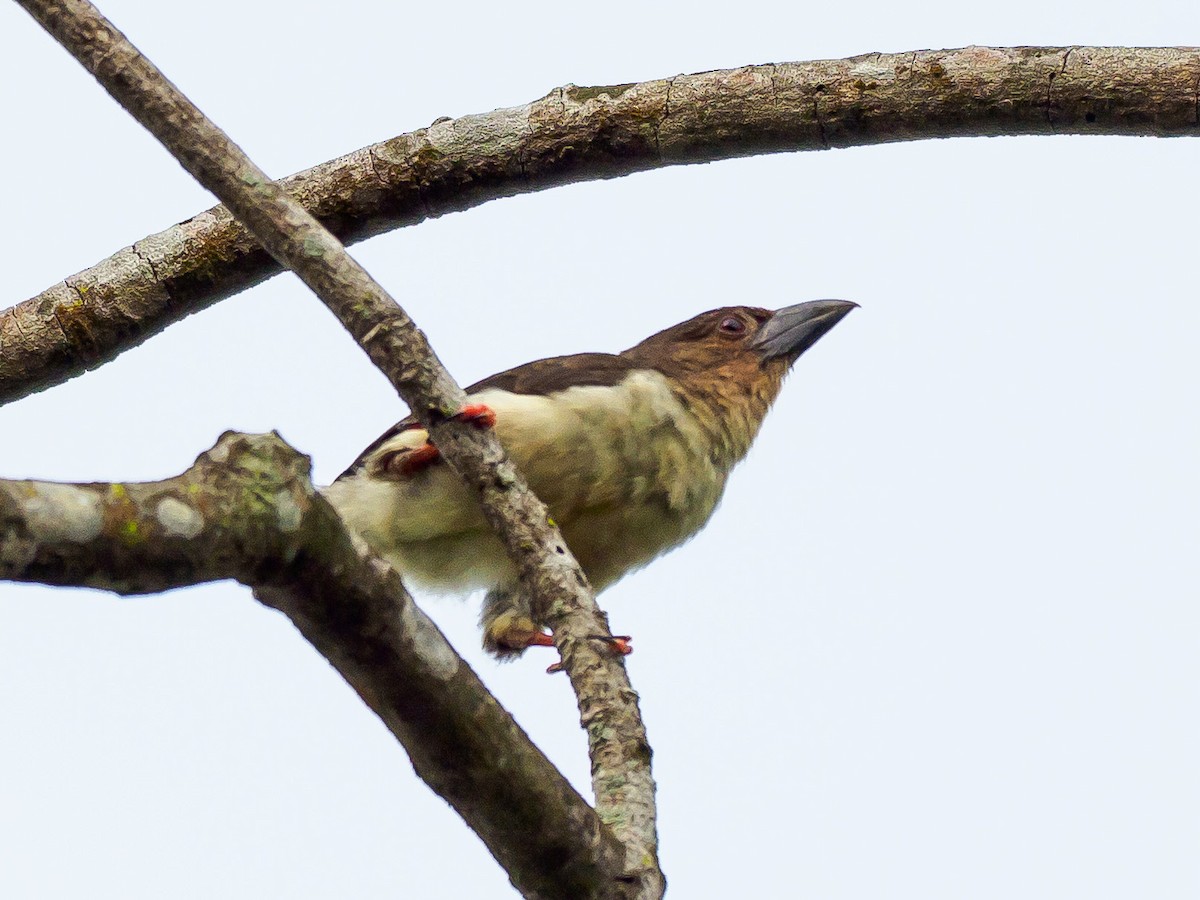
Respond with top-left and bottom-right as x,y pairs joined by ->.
718,316 -> 746,335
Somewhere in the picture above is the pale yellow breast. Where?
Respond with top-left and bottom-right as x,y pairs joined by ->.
323,370 -> 731,594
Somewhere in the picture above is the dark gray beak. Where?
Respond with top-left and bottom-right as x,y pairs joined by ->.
752,299 -> 858,363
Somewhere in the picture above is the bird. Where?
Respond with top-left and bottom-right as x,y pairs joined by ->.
322,300 -> 856,662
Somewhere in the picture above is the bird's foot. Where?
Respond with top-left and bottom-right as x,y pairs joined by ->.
484,612 -> 554,657
394,441 -> 441,477
545,634 -> 633,674
391,404 -> 497,477
451,403 -> 497,429
485,611 -> 633,673
593,634 -> 633,656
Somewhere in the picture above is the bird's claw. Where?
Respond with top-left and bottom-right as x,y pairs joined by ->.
484,612 -> 554,657
545,634 -> 634,674
391,403 -> 497,477
451,403 -> 497,429
592,634 -> 633,655
394,441 -> 442,477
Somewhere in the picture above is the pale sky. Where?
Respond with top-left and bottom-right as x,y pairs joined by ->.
2,1 -> 1197,898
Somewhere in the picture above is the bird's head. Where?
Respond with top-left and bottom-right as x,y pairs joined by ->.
624,300 -> 858,463
627,299 -> 857,379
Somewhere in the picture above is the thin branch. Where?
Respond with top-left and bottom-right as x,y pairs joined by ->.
0,432 -> 626,899
3,45 -> 1198,403
16,0 -> 660,895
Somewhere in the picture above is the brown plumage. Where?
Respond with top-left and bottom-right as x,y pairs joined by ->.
324,300 -> 856,660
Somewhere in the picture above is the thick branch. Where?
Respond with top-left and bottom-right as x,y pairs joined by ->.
3,45 -> 1198,403
17,1 -> 660,895
0,432 -> 626,899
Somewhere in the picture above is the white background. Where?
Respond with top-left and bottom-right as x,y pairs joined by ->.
1,2 -> 1197,897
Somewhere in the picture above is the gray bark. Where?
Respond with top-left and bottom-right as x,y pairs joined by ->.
3,47 -> 1197,405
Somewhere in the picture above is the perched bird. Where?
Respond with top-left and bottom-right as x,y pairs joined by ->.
323,300 -> 856,660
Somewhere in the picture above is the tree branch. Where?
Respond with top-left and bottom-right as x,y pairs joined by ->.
0,432 -> 627,899
2,45 -> 1197,404
16,0 -> 659,895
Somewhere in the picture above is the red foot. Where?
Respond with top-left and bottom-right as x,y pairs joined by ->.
395,441 -> 441,477
597,635 -> 633,656
491,623 -> 555,655
453,403 -> 496,429
388,403 -> 496,477
546,635 -> 634,674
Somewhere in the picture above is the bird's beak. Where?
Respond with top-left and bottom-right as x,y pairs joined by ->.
752,300 -> 859,363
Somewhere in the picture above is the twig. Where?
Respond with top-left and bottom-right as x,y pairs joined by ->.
0,432 -> 627,899
2,45 -> 1198,403
15,0 -> 661,894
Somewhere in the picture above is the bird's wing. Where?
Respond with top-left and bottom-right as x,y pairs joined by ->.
467,352 -> 643,395
335,352 -> 642,480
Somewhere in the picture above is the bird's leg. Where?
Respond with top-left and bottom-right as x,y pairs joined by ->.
452,403 -> 497,429
592,634 -> 633,655
481,589 -> 554,659
389,403 -> 496,477
394,442 -> 441,477
483,590 -> 632,651
545,635 -> 633,673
